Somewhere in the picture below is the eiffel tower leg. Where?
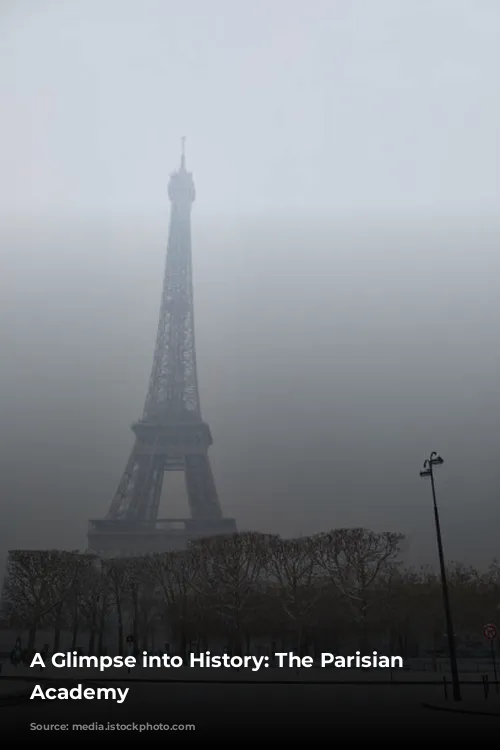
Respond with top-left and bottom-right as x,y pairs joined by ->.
106,450 -> 138,519
127,456 -> 164,521
184,454 -> 222,519
107,451 -> 164,521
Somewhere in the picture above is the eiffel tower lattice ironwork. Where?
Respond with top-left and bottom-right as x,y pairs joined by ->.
88,141 -> 236,555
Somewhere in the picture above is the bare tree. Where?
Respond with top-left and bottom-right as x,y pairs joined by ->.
190,532 -> 271,653
143,550 -> 197,657
482,559 -> 500,617
103,558 -> 132,655
77,558 -> 113,655
1,550 -> 92,651
266,536 -> 322,655
8,529 -> 500,661
314,528 -> 403,647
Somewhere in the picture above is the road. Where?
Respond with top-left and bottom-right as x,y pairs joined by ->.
1,681 -> 498,734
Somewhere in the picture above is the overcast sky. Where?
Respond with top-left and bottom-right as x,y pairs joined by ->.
1,1 -> 500,568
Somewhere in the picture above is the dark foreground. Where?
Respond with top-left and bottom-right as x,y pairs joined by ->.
1,682 -> 498,736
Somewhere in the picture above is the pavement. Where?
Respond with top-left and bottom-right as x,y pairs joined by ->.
424,697 -> 500,716
0,680 -> 29,696
0,678 -> 32,703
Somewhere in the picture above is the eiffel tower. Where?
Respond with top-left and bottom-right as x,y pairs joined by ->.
88,140 -> 237,556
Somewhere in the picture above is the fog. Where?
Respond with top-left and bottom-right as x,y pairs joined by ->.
1,1 -> 500,568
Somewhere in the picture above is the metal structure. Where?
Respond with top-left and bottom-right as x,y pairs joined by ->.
88,141 -> 237,555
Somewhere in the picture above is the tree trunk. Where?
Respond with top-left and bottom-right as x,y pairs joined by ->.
28,624 -> 37,652
116,596 -> 124,656
132,588 -> 139,654
98,606 -> 106,656
71,602 -> 79,650
179,617 -> 188,661
52,603 -> 64,652
295,625 -> 303,657
88,598 -> 99,655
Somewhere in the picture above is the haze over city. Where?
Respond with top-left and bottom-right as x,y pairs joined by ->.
1,1 -> 500,568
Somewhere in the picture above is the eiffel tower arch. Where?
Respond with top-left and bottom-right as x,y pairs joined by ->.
88,141 -> 237,556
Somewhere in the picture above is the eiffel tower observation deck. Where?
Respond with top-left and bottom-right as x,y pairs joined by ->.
88,140 -> 237,556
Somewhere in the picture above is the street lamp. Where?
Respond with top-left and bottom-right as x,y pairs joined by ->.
419,452 -> 461,702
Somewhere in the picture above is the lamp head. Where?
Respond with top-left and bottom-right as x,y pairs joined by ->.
420,469 -> 431,478
430,455 -> 444,466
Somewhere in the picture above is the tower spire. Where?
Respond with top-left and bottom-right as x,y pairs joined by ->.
180,136 -> 186,170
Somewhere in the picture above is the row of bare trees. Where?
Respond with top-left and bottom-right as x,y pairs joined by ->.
1,529 -> 499,658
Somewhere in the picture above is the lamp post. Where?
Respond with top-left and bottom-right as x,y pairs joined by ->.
419,451 -> 461,701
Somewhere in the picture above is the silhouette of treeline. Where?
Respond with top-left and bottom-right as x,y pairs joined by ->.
1,529 -> 499,658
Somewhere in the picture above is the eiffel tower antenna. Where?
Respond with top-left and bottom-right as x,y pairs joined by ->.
180,136 -> 186,169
